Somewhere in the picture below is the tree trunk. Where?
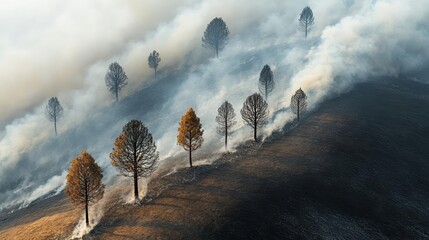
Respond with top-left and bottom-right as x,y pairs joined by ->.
225,132 -> 228,150
189,148 -> 192,168
54,118 -> 57,136
265,82 -> 268,101
115,90 -> 118,102
254,110 -> 258,142
297,100 -> 300,122
154,68 -> 157,80
85,201 -> 89,227
225,121 -> 228,150
254,126 -> 257,142
134,172 -> 139,202
189,132 -> 193,168
305,22 -> 308,38
216,45 -> 219,58
85,183 -> 89,227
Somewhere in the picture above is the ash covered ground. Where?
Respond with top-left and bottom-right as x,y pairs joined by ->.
2,78 -> 426,239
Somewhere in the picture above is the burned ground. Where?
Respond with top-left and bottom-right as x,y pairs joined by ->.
1,78 -> 428,239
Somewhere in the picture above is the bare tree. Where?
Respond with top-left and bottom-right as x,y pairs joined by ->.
290,88 -> 307,122
240,93 -> 269,141
45,97 -> 64,136
66,150 -> 104,227
148,50 -> 161,79
258,65 -> 275,101
105,62 -> 128,102
110,120 -> 158,202
215,101 -> 237,150
202,17 -> 230,57
299,6 -> 315,38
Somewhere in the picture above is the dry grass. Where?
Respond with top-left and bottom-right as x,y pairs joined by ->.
0,208 -> 79,240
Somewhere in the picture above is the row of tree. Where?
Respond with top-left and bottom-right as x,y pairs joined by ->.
63,7 -> 314,225
45,62 -> 303,138
65,85 -> 307,226
46,6 -> 314,135
45,52 -> 160,136
202,6 -> 315,58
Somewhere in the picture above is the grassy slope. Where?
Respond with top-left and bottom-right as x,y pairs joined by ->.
0,194 -> 79,240
1,79 -> 428,239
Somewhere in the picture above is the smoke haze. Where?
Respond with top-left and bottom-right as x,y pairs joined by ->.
0,0 -> 428,211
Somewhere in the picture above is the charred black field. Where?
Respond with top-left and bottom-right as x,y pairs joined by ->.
209,78 -> 429,240
1,78 -> 428,239
86,78 -> 429,239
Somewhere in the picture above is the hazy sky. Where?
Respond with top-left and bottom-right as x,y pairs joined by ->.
0,0 -> 428,212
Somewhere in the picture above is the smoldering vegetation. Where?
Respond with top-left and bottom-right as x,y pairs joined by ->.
1,0 -> 429,219
84,79 -> 429,239
210,79 -> 429,240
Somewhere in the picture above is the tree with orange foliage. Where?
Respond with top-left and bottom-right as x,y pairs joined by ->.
177,108 -> 204,168
110,120 -> 159,202
66,150 -> 104,227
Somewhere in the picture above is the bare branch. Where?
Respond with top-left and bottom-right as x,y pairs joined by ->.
215,101 -> 236,149
110,120 -> 159,202
240,93 -> 268,141
299,6 -> 315,38
45,97 -> 63,135
105,62 -> 128,102
258,65 -> 275,101
290,88 -> 308,122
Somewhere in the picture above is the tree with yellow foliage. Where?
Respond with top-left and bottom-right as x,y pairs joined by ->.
110,120 -> 159,202
66,150 -> 104,227
177,108 -> 204,168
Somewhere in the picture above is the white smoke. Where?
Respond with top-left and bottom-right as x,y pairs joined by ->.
69,198 -> 106,239
0,0 -> 202,123
1,0 -> 428,212
68,179 -> 149,239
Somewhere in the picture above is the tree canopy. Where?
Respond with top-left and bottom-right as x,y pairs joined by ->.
215,101 -> 237,149
241,93 -> 269,141
105,62 -> 128,102
66,150 -> 104,226
258,65 -> 275,101
299,6 -> 315,38
148,50 -> 161,79
290,88 -> 308,122
45,97 -> 63,136
202,17 -> 230,57
110,120 -> 158,202
177,108 -> 204,167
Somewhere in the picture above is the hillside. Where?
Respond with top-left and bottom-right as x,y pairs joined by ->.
1,78 -> 428,239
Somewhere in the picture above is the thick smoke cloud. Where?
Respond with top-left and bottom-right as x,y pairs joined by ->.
1,0 -> 428,211
0,0 -> 200,124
